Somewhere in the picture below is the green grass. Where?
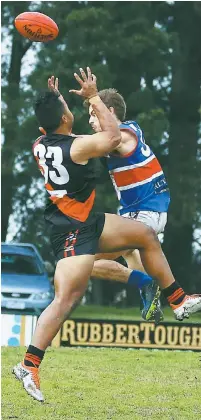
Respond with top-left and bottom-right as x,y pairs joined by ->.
72,305 -> 201,323
2,347 -> 201,419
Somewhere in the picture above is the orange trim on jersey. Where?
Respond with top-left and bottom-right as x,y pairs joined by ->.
33,136 -> 45,175
45,183 -> 96,222
32,136 -> 43,152
113,157 -> 162,187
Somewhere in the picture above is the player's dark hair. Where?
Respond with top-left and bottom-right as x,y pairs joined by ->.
34,91 -> 64,133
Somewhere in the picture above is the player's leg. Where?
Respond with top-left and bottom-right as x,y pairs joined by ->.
98,213 -> 201,319
31,255 -> 94,349
122,210 -> 168,271
13,253 -> 95,402
122,212 -> 167,321
92,212 -> 166,321
94,211 -> 168,274
12,215 -> 105,403
92,256 -> 163,323
94,250 -> 153,287
123,249 -> 146,271
122,248 -> 162,321
95,251 -> 123,260
93,212 -> 168,321
99,213 -> 174,286
92,257 -> 131,282
94,249 -> 152,284
93,255 -> 153,289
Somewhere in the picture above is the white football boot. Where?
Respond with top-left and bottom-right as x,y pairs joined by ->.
12,362 -> 44,402
171,294 -> 201,321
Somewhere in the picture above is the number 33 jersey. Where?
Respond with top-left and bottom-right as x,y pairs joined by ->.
106,120 -> 170,215
33,134 -> 98,224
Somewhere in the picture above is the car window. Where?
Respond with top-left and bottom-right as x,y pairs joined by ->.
1,253 -> 42,275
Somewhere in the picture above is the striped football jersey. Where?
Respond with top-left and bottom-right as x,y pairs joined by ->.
33,134 -> 99,224
106,120 -> 170,215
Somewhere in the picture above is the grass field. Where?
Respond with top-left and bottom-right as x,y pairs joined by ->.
2,306 -> 201,419
2,346 -> 201,420
72,305 -> 201,323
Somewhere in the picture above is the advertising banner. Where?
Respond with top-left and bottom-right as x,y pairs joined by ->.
52,319 -> 201,351
1,314 -> 37,346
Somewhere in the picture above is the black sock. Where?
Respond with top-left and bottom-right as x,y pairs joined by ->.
163,281 -> 186,305
24,345 -> 45,368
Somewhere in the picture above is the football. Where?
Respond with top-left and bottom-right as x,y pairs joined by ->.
14,11 -> 59,42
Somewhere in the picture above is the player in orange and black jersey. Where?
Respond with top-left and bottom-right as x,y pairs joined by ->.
32,73 -> 120,260
13,68 -> 201,403
33,130 -> 103,258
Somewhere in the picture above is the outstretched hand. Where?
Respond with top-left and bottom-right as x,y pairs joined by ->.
48,75 -> 60,95
69,67 -> 98,99
39,75 -> 64,134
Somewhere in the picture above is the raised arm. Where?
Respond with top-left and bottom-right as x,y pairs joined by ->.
69,67 -> 121,163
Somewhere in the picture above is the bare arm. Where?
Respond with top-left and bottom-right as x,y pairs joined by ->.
70,96 -> 121,162
114,129 -> 138,156
69,68 -> 121,163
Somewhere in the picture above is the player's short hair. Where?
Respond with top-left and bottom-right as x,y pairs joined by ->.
98,89 -> 126,120
34,91 -> 64,133
85,88 -> 126,120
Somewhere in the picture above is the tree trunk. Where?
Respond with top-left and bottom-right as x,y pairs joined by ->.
1,29 -> 31,241
163,2 -> 201,291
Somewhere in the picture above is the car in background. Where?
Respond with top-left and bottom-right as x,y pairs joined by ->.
1,243 -> 54,315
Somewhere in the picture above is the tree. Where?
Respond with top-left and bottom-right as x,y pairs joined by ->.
1,1 -> 34,240
159,2 -> 201,290
2,1 -> 200,299
2,1 -> 169,241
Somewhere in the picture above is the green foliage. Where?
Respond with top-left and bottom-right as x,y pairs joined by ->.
1,1 -> 201,291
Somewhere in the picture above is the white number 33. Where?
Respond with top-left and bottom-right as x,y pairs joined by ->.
34,144 -> 69,185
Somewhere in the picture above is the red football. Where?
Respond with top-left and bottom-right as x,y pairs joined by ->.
14,11 -> 59,42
